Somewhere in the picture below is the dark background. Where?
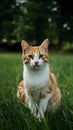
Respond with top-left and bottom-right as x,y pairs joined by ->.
0,0 -> 73,52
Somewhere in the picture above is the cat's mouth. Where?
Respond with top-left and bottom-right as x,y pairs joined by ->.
33,64 -> 40,69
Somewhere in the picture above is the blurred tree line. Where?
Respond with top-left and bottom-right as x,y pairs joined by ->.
0,0 -> 73,51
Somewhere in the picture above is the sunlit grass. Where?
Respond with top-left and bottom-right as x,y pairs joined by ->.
0,53 -> 73,130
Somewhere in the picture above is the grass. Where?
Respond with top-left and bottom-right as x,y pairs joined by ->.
0,52 -> 73,130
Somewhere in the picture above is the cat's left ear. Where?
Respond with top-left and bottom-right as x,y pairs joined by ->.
41,39 -> 49,51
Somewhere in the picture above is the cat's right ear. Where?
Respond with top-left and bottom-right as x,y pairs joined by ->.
21,40 -> 29,52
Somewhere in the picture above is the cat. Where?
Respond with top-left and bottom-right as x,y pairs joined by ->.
17,39 -> 61,119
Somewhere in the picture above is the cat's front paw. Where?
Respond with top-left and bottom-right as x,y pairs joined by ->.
34,114 -> 41,121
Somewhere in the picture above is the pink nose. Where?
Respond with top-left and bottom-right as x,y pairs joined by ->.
34,61 -> 39,65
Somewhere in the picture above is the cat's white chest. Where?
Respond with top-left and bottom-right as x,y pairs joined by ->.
23,65 -> 49,90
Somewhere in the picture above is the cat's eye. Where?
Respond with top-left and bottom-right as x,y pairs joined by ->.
39,54 -> 43,58
29,54 -> 33,59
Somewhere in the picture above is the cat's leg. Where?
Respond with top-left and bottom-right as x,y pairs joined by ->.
28,96 -> 37,116
17,82 -> 37,116
38,93 -> 52,118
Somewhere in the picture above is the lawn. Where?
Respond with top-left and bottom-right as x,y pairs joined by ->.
0,52 -> 73,130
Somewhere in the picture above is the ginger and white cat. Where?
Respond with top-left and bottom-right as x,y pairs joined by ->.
17,39 -> 61,119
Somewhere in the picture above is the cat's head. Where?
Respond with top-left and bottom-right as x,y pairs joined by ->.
21,39 -> 49,70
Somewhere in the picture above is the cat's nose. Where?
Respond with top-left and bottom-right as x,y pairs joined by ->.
34,61 -> 39,65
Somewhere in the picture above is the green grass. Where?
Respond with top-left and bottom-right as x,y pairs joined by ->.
0,52 -> 73,130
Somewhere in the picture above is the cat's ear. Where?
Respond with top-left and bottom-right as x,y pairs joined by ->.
41,39 -> 49,51
21,40 -> 30,52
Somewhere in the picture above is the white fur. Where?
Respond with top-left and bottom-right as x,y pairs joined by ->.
23,64 -> 49,90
